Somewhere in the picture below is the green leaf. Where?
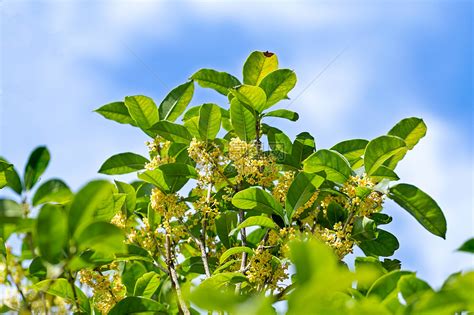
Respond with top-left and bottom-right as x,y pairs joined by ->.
182,105 -> 201,121
124,95 -> 159,131
37,204 -> 67,264
243,51 -> 278,86
266,126 -> 292,154
330,139 -> 369,164
34,279 -> 90,313
291,132 -> 316,165
259,69 -> 297,109
191,69 -> 241,96
367,270 -> 413,300
229,216 -> 278,236
24,146 -> 50,190
110,296 -> 167,315
369,165 -> 400,181
285,172 -> 324,220
159,81 -> 194,121
94,101 -> 137,126
389,183 -> 447,238
216,211 -> 238,249
0,199 -> 23,217
398,274 -> 432,304
358,229 -> 399,257
199,103 -> 222,140
457,238 -> 474,254
183,116 -> 200,138
388,117 -> 427,150
134,271 -> 160,298
98,152 -> 149,175
28,257 -> 47,279
198,272 -> 247,290
147,121 -> 193,144
115,180 -> 136,213
138,163 -> 197,193
264,109 -> 299,121
364,135 -> 406,175
354,257 -> 387,293
0,158 -> 22,194
230,85 -> 267,113
68,180 -> 115,237
77,221 -> 126,255
351,216 -> 378,241
32,179 -> 73,206
232,187 -> 285,219
303,149 -> 352,184
220,246 -> 254,264
229,98 -> 256,142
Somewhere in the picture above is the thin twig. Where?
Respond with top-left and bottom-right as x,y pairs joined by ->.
165,234 -> 190,315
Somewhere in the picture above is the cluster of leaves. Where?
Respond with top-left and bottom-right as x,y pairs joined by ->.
1,51 -> 473,314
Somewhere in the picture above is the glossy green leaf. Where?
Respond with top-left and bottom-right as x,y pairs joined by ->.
230,85 -> 267,113
32,179 -> 73,206
198,272 -> 247,290
134,271 -> 160,298
216,211 -> 238,249
34,278 -> 90,313
303,149 -> 352,184
285,172 -> 324,220
266,126 -> 292,154
388,117 -> 427,150
68,180 -> 115,237
147,120 -> 193,144
389,183 -> 447,238
259,69 -> 297,108
398,274 -> 432,304
115,180 -> 136,213
364,135 -> 406,175
369,165 -> 400,181
191,69 -> 241,96
351,216 -> 378,241
0,158 -> 22,195
183,116 -> 200,138
77,221 -> 126,255
243,51 -> 278,86
199,103 -> 222,140
264,109 -> 299,121
94,101 -> 136,126
159,81 -> 194,121
220,246 -> 254,264
0,199 -> 23,217
367,270 -> 413,300
98,152 -> 149,175
37,204 -> 67,263
330,139 -> 368,164
138,163 -> 197,193
232,187 -> 284,219
229,216 -> 278,236
229,98 -> 256,142
457,238 -> 474,254
291,132 -> 316,165
124,95 -> 159,131
24,146 -> 50,190
358,229 -> 399,257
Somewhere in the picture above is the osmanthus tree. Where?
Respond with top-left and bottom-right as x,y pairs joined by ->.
0,51 -> 473,314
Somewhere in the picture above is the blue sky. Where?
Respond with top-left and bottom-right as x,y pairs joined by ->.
1,0 -> 472,287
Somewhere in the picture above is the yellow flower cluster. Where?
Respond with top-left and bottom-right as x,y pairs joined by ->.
151,188 -> 187,222
294,191 -> 319,219
247,249 -> 288,291
317,222 -> 354,259
188,138 -> 228,186
272,171 -> 295,204
342,174 -> 384,216
110,212 -> 127,229
228,137 -> 279,187
79,265 -> 125,314
145,138 -> 175,170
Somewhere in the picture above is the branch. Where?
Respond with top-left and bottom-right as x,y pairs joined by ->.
235,210 -> 248,295
165,234 -> 190,315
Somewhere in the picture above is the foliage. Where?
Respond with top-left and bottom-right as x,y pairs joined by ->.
0,51 -> 472,314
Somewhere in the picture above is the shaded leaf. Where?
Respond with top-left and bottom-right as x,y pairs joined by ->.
24,146 -> 50,190
99,152 -> 149,175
